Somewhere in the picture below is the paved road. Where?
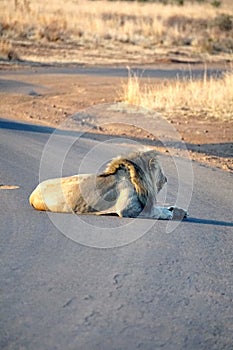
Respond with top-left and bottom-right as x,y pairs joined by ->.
1,118 -> 233,350
9,64 -> 224,77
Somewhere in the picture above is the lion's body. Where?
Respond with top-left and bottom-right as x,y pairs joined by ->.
29,149 -> 188,220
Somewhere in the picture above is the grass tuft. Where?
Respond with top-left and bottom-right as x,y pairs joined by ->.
121,68 -> 233,121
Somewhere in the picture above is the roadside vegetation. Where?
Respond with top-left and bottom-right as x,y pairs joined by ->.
0,0 -> 233,63
121,68 -> 233,121
1,0 -> 232,121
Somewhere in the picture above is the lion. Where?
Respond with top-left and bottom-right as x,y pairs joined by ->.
29,149 -> 188,220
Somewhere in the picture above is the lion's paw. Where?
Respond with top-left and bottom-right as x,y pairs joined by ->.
151,207 -> 173,220
168,206 -> 189,220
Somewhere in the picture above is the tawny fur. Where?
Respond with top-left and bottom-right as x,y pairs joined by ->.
29,149 -> 188,220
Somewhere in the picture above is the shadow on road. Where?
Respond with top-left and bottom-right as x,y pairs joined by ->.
0,118 -> 54,134
1,118 -> 232,167
186,217 -> 233,227
184,142 -> 233,158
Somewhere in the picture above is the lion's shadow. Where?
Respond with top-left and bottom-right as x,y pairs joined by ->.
185,217 -> 233,227
101,214 -> 233,227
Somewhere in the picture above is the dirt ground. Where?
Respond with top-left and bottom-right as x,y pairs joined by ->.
0,63 -> 232,172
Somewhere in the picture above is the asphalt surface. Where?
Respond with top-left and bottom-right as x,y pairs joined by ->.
1,118 -> 233,350
11,65 -> 224,77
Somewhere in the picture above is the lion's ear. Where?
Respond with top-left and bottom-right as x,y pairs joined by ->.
149,158 -> 157,170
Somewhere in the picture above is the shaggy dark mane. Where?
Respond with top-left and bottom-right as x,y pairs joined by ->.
100,149 -> 159,205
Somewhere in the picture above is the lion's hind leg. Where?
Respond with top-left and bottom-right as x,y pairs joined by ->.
29,176 -> 81,213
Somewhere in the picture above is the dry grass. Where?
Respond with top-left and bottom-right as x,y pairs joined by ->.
0,0 -> 233,63
121,68 -> 233,121
0,40 -> 19,60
